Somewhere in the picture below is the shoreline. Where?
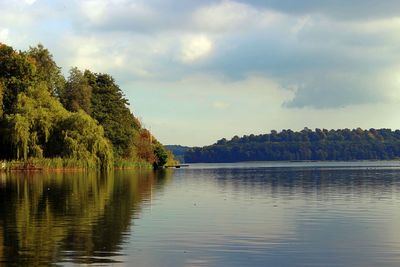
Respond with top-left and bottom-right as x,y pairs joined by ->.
0,159 -> 154,172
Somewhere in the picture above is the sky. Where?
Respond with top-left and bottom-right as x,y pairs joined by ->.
1,0 -> 400,146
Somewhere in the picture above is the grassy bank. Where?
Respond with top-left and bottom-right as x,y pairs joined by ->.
113,159 -> 153,170
0,158 -> 154,172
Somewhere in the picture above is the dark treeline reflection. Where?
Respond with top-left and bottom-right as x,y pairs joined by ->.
0,169 -> 173,266
182,168 -> 400,199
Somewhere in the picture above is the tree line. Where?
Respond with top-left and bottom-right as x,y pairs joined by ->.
0,43 -> 172,169
184,128 -> 400,163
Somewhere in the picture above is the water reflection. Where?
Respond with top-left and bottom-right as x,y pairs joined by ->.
185,168 -> 400,199
132,167 -> 400,267
2,165 -> 400,266
0,169 -> 173,266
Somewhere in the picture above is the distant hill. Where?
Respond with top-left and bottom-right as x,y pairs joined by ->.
184,128 -> 400,163
165,145 -> 191,163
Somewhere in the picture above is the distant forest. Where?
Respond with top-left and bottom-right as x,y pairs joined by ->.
0,43 -> 173,169
184,128 -> 400,163
165,145 -> 190,163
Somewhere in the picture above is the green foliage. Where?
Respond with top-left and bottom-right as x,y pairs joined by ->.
165,145 -> 189,163
56,111 -> 114,169
185,128 -> 400,163
3,81 -> 112,169
165,149 -> 180,166
153,143 -> 168,168
0,42 -> 167,170
7,114 -> 30,160
86,71 -> 141,158
113,159 -> 152,169
5,83 -> 67,160
63,67 -> 92,114
27,44 -> 66,97
0,158 -> 100,170
0,81 -> 3,117
0,43 -> 36,114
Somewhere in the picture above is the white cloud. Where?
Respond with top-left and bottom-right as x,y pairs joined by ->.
2,0 -> 400,145
77,0 -> 156,31
79,0 -> 109,23
61,34 -> 131,74
180,34 -> 213,63
291,15 -> 312,33
0,28 -> 9,41
193,1 -> 256,32
60,31 -> 179,80
212,101 -> 230,110
24,0 -> 36,5
193,0 -> 282,32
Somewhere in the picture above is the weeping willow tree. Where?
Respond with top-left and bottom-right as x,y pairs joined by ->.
55,111 -> 114,169
4,83 -> 113,169
7,114 -> 29,160
0,42 -> 173,169
5,83 -> 66,159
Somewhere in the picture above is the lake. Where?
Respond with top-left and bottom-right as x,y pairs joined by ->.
1,161 -> 400,266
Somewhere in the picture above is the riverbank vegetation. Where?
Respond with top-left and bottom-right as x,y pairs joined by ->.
185,128 -> 400,163
165,145 -> 190,163
0,43 -> 174,170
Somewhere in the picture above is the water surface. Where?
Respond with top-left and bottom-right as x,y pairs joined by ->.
1,161 -> 400,266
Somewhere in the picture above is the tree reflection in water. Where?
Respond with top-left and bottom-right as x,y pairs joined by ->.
0,169 -> 173,265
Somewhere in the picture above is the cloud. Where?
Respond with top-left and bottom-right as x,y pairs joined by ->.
193,0 -> 282,32
24,0 -> 36,5
77,0 -> 158,31
291,15 -> 312,33
60,33 -> 160,79
124,73 -> 400,146
61,1 -> 400,109
180,34 -> 213,63
0,28 -> 10,41
3,0 -> 400,145
123,74 -> 294,145
241,0 -> 400,20
212,101 -> 230,109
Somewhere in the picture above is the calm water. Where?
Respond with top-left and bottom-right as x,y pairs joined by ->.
2,161 -> 400,266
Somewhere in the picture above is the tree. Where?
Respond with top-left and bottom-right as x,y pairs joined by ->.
0,42 -> 173,168
5,83 -> 66,159
185,128 -> 400,163
133,129 -> 155,163
27,44 -> 65,97
55,111 -> 113,169
86,71 -> 141,158
0,81 -> 4,117
2,80 -> 113,168
0,43 -> 36,114
63,67 -> 92,114
153,143 -> 168,168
